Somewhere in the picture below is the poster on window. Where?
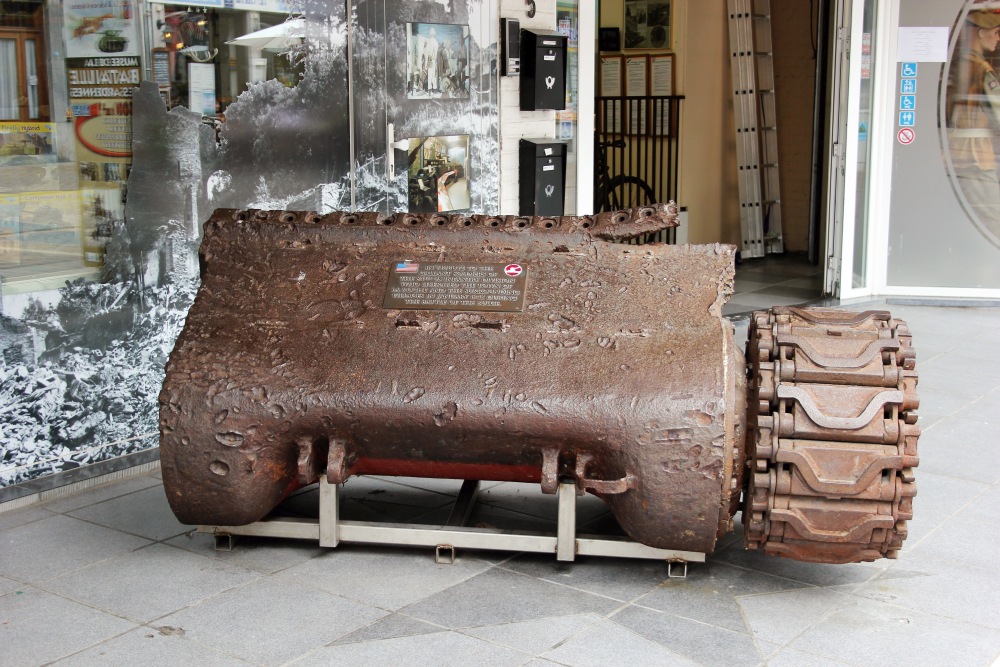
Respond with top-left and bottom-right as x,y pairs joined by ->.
403,135 -> 470,212
406,23 -> 471,99
62,0 -> 139,58
0,123 -> 56,166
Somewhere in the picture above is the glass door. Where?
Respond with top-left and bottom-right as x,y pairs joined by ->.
350,0 -> 500,215
0,30 -> 48,121
824,0 -> 882,297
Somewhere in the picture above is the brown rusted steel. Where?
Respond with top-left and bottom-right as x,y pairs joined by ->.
743,307 -> 919,563
159,205 -> 920,563
159,203 -> 748,554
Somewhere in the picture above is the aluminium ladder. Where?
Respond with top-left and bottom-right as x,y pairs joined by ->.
727,0 -> 784,258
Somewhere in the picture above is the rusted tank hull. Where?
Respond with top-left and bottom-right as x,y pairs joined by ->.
160,205 -> 920,563
160,205 -> 746,554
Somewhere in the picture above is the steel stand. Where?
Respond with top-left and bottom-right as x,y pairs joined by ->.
200,479 -> 704,575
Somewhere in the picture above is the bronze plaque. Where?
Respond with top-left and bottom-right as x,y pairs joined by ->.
383,261 -> 527,312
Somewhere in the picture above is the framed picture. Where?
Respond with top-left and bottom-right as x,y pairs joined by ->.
403,134 -> 470,213
624,56 -> 648,135
650,53 -> 674,135
624,0 -> 671,50
405,23 -> 471,99
599,55 -> 623,134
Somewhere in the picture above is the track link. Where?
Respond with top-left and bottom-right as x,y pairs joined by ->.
743,307 -> 919,563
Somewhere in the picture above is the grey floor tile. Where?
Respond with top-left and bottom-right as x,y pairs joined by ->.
501,553 -> 672,602
918,360 -> 1000,402
475,482 -> 609,525
0,503 -> 55,532
779,275 -> 824,290
612,604 -> 760,667
468,502 -> 559,534
733,278 -> 778,294
722,292 -> 816,310
955,386 -> 1000,424
279,545 -> 492,611
789,597 -> 1000,667
903,484 -> 1000,571
712,545 -> 885,588
400,567 -> 621,629
912,387 -> 972,428
849,564 -> 1000,630
899,471 -> 988,546
334,613 -> 445,645
53,626 -> 253,666
918,417 -> 998,485
68,486 -> 190,541
43,543 -> 261,623
765,648 -> 854,667
165,531 -> 326,575
41,475 -> 162,514
634,560 -> 805,634
0,586 -> 136,665
0,574 -> 20,596
737,587 -> 857,645
291,631 -> 530,666
749,284 -> 823,300
0,514 -> 150,583
156,577 -> 386,665
541,619 -> 701,667
462,612 -> 602,655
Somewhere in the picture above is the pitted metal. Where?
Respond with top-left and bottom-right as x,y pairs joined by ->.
160,204 -> 747,555
743,307 -> 919,564
159,208 -> 921,565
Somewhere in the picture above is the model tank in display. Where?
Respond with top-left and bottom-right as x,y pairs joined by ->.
159,204 -> 918,564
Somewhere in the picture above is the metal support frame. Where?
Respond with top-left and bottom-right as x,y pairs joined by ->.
198,480 -> 705,572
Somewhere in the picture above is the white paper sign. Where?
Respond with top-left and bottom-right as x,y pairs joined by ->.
896,27 -> 948,62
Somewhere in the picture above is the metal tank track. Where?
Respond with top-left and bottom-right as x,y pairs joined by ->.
743,307 -> 919,563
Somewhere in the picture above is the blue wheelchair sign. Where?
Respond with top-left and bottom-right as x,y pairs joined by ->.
901,62 -> 918,77
899,111 -> 916,127
900,95 -> 916,110
901,79 -> 916,94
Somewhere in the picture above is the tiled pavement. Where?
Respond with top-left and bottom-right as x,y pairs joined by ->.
2,301 -> 1000,666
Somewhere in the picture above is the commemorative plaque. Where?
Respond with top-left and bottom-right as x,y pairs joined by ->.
383,261 -> 527,312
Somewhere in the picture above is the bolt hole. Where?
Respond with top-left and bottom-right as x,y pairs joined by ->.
279,212 -> 296,223
463,219 -> 473,226
345,215 -> 357,224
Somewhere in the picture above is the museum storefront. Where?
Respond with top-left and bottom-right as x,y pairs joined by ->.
0,0 -> 522,500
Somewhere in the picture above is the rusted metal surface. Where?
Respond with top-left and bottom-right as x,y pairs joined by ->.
743,307 -> 919,563
159,204 -> 919,563
159,203 -> 746,554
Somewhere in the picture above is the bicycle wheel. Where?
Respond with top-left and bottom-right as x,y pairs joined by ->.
602,176 -> 656,212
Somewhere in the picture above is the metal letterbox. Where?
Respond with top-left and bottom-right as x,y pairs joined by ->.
520,28 -> 567,111
519,139 -> 566,216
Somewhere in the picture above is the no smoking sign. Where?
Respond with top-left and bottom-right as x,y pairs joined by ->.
897,128 -> 915,145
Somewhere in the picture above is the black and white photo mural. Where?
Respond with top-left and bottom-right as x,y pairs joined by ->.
0,0 -> 499,495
